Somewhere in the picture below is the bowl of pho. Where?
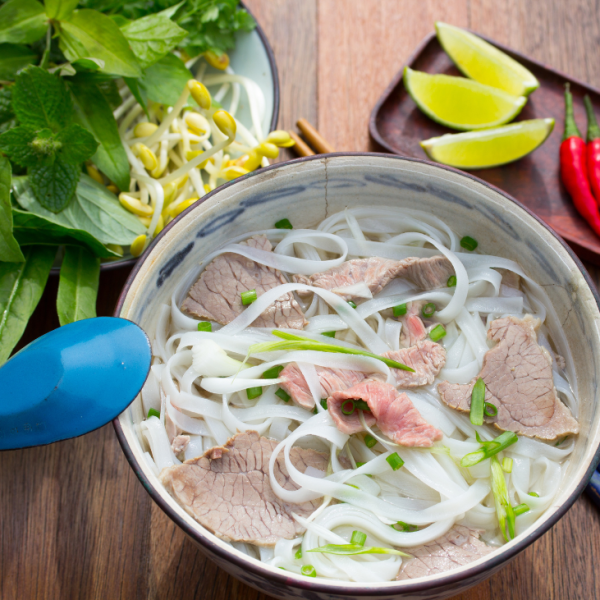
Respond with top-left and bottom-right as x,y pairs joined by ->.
114,153 -> 600,600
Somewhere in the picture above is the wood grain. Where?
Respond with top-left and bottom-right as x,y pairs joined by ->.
2,1 -> 600,599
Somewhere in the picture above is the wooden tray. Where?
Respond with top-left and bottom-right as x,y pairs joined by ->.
370,31 -> 600,265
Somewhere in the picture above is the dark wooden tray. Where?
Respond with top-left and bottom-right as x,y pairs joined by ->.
370,31 -> 600,265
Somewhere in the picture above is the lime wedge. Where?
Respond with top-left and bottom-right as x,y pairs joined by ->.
420,118 -> 554,169
404,67 -> 526,131
436,22 -> 539,97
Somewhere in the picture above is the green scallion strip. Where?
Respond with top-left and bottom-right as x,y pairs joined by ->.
247,386 -> 262,400
320,398 -> 328,410
350,531 -> 367,546
307,544 -> 410,557
354,399 -> 370,411
262,365 -> 284,379
347,300 -> 357,309
460,430 -> 518,468
147,408 -> 160,419
341,400 -> 355,415
364,434 -> 377,448
294,548 -> 302,559
346,483 -> 359,489
393,303 -> 407,317
429,324 -> 446,342
447,275 -> 457,287
555,436 -> 568,447
460,235 -> 478,251
322,331 -> 336,338
301,565 -> 317,577
275,388 -> 290,402
484,401 -> 498,417
356,461 -> 365,468
502,457 -> 513,473
393,521 -> 418,532
491,455 -> 515,542
386,452 -> 404,471
275,218 -> 293,229
197,321 -> 212,332
241,289 -> 257,305
422,302 -> 436,318
249,331 -> 415,372
514,503 -> 530,517
528,491 -> 539,497
469,377 -> 485,426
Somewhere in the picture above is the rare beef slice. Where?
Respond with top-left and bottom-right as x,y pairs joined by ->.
384,341 -> 446,388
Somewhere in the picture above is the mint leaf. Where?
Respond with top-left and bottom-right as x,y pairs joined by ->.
56,123 -> 98,164
12,66 -> 73,131
121,14 -> 187,69
0,155 -> 25,262
59,9 -> 142,78
45,0 -> 79,21
0,43 -> 37,81
29,158 -> 80,212
138,53 -> 192,106
0,0 -> 47,46
0,125 -> 40,166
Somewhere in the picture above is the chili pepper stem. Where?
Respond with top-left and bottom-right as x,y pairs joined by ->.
563,84 -> 581,141
584,95 -> 600,142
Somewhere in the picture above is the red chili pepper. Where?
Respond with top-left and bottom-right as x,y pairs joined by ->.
560,84 -> 600,237
584,95 -> 600,205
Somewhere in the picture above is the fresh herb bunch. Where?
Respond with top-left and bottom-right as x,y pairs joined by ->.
0,0 -> 255,364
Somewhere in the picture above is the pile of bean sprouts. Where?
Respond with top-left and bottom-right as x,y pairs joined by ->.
135,206 -> 576,583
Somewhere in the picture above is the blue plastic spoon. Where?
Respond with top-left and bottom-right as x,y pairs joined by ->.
0,317 -> 151,451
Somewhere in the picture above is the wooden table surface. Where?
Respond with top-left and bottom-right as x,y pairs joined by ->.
2,1 -> 600,598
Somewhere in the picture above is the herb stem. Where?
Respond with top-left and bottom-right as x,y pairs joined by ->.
40,24 -> 52,70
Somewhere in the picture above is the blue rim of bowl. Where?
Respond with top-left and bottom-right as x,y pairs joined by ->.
113,152 -> 600,596
95,1 -> 280,273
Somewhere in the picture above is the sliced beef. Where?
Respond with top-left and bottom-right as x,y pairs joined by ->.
171,434 -> 190,455
294,256 -> 454,300
328,392 -> 376,434
160,431 -> 327,546
278,362 -> 367,410
396,526 -> 493,580
384,341 -> 446,388
438,315 -> 579,440
328,380 -> 442,447
181,235 -> 307,329
399,301 -> 427,348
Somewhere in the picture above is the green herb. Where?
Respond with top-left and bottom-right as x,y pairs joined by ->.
56,245 -> 100,326
320,398 -> 328,410
429,324 -> 446,341
246,386 -> 262,400
460,430 -> 518,468
147,407 -> 160,419
502,457 -> 513,473
386,452 -> 405,471
241,289 -> 257,305
0,156 -> 24,262
350,531 -> 366,546
347,300 -> 357,309
491,455 -> 515,541
307,544 -> 409,557
249,331 -> 414,372
460,236 -> 478,251
274,218 -> 293,229
514,503 -> 530,516
356,461 -> 365,468
393,303 -> 407,316
0,44 -> 37,81
294,548 -> 302,560
300,565 -> 316,577
469,377 -> 485,426
447,275 -> 457,287
262,365 -> 284,379
313,406 -> 318,414
321,331 -> 336,338
364,434 -> 377,448
484,401 -> 498,417
0,0 -> 47,46
197,321 -> 212,332
136,53 -> 192,106
275,388 -> 290,402
555,436 -> 568,447
393,521 -> 418,532
528,491 -> 539,497
421,302 -> 436,318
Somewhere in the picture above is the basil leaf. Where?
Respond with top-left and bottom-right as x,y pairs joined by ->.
121,14 -> 187,69
56,123 -> 99,164
12,208 -> 119,258
59,9 -> 142,78
138,53 -> 192,106
0,43 -> 37,80
57,245 -> 99,326
0,155 -> 24,262
45,0 -> 79,21
12,66 -> 73,131
124,76 -> 149,118
69,81 -> 130,191
29,158 -> 80,213
0,0 -> 46,46
0,245 -> 55,364
14,174 -> 146,245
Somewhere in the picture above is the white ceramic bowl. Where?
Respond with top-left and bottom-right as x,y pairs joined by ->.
114,154 -> 600,600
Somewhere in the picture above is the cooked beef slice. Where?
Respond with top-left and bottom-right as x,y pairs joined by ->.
384,341 -> 446,387
400,301 -> 427,348
438,315 -> 579,440
160,431 -> 327,546
328,380 -> 442,447
171,434 -> 190,455
181,235 -> 307,329
278,362 -> 367,409
396,526 -> 493,580
293,256 -> 454,299
500,269 -> 521,290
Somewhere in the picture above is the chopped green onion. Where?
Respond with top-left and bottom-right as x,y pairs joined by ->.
447,275 -> 457,287
241,289 -> 257,305
307,543 -> 409,557
147,408 -> 160,419
460,430 -> 518,467
386,452 -> 405,471
364,434 -> 377,448
422,302 -> 436,318
469,377 -> 485,426
484,401 -> 498,417
356,461 -> 365,468
429,324 -> 446,342
321,330 -> 336,338
347,300 -> 357,309
275,388 -> 290,402
278,567 -> 285,570
313,406 -> 318,414
514,503 -> 530,517
275,218 -> 293,229
491,455 -> 515,541
393,303 -> 407,317
197,321 -> 212,332
341,400 -> 355,415
350,531 -> 367,546
320,398 -> 328,410
502,457 -> 513,473
393,521 -> 418,532
294,548 -> 302,559
354,399 -> 370,411
555,436 -> 568,447
247,386 -> 262,400
262,365 -> 284,379
528,491 -> 539,497
249,331 -> 415,372
346,483 -> 359,489
301,565 -> 317,577
460,235 -> 478,251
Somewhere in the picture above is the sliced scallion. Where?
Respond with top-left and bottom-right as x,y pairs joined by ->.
356,461 -> 365,468
528,491 -> 539,497
364,434 -> 377,448
491,455 -> 515,541
447,275 -> 457,287
469,377 -> 485,426
393,303 -> 407,317
350,530 -> 367,546
460,430 -> 518,467
307,543 -> 409,557
347,300 -> 357,309
393,521 -> 418,532
354,399 -> 370,411
484,401 -> 498,417
275,388 -> 290,402
341,400 -> 355,415
555,436 -> 568,447
422,302 -> 436,318
386,452 -> 405,471
301,565 -> 317,577
275,218 -> 293,229
247,386 -> 262,400
460,235 -> 478,251
241,289 -> 257,305
262,365 -> 284,379
147,408 -> 160,419
514,503 -> 530,516
294,548 -> 302,559
320,398 -> 328,410
321,331 -> 336,338
502,457 -> 513,473
429,324 -> 446,341
197,321 -> 212,332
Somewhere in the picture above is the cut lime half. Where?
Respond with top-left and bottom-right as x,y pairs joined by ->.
420,118 -> 554,169
436,22 -> 539,97
404,67 -> 526,131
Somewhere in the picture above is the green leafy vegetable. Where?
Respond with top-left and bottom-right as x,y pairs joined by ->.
307,543 -> 410,557
123,76 -> 150,117
56,245 -> 100,325
0,155 -> 24,262
137,53 -> 192,106
29,158 -> 81,212
0,43 -> 37,80
56,123 -> 99,164
0,0 -> 47,46
45,0 -> 79,20
0,88 -> 16,134
0,245 -> 56,364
